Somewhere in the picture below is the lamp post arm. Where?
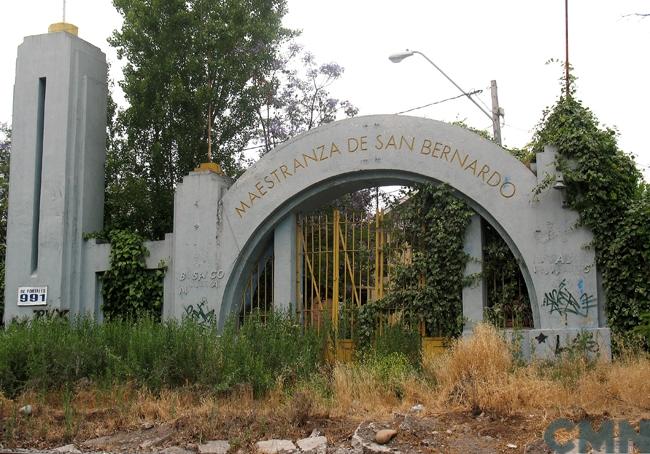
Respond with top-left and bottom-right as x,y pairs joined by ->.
412,50 -> 493,123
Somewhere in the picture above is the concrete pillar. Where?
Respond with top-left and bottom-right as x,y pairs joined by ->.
4,29 -> 107,323
169,166 -> 232,321
273,213 -> 297,313
462,213 -> 486,336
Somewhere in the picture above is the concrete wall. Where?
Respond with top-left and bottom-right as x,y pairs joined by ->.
462,214 -> 486,336
4,31 -> 107,322
167,169 -> 233,322
80,237 -> 172,320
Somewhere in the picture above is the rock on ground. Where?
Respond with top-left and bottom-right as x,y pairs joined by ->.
374,429 -> 397,445
159,447 -> 196,454
255,439 -> 296,453
81,422 -> 174,451
352,424 -> 390,453
296,435 -> 327,453
198,440 -> 231,454
52,445 -> 81,453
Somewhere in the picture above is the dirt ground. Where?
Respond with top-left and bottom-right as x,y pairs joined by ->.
4,406 -> 647,453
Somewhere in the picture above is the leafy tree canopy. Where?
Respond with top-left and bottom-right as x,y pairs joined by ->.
255,43 -> 358,155
107,0 -> 292,239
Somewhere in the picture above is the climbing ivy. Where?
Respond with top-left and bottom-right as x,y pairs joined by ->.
532,95 -> 649,339
357,184 -> 474,346
482,222 -> 533,328
452,122 -> 534,329
100,230 -> 165,320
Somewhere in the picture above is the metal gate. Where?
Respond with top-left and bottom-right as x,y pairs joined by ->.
295,209 -> 447,361
296,210 -> 389,336
238,208 -> 447,361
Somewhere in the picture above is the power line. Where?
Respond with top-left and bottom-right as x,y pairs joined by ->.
502,122 -> 532,134
475,90 -> 492,114
395,90 -> 483,115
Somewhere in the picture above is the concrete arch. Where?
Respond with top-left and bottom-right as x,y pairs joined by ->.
173,115 -> 602,332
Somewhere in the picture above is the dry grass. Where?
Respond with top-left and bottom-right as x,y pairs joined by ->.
424,324 -> 650,419
0,383 -> 335,450
330,357 -> 430,417
2,323 -> 649,449
428,323 -> 512,415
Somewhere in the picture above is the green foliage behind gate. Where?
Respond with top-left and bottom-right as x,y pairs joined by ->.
358,184 -> 474,345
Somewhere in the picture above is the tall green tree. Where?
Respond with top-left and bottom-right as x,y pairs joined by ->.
107,0 -> 291,239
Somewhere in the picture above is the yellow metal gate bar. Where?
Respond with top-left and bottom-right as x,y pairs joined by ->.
297,209 -> 386,337
296,208 -> 447,362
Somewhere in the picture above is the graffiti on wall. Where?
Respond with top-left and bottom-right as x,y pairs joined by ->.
554,331 -> 600,356
542,278 -> 596,318
183,299 -> 215,325
33,308 -> 70,319
533,330 -> 601,357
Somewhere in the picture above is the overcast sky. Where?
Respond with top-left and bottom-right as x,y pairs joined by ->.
1,0 -> 648,180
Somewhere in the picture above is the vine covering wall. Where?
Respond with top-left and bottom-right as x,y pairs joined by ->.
99,230 -> 165,320
532,95 -> 649,341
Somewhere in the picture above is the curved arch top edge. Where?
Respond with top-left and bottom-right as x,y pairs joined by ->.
229,114 -> 536,193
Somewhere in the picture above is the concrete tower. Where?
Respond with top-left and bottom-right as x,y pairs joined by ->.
3,24 -> 107,322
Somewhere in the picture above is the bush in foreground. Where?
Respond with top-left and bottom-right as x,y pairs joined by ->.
0,313 -> 325,398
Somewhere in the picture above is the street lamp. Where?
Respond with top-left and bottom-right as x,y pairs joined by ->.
389,49 -> 502,146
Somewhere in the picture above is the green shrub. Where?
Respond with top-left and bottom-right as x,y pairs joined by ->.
100,229 -> 165,321
358,351 -> 416,399
217,312 -> 325,397
0,314 -> 325,398
373,323 -> 422,368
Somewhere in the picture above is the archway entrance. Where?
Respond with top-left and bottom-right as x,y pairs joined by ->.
168,114 -> 608,358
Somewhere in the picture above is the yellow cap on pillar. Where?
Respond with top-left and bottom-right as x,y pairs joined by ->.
194,162 -> 225,175
48,22 -> 79,36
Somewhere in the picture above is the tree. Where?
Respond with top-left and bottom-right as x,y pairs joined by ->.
254,44 -> 358,155
107,0 -> 291,239
0,123 -> 10,322
253,44 -> 369,212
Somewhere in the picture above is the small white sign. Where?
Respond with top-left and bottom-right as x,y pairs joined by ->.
17,286 -> 48,306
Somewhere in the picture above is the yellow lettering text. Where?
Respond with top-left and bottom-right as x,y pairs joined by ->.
375,134 -> 384,150
280,164 -> 292,178
420,139 -> 432,155
464,159 -> 478,175
235,200 -> 250,218
487,171 -> 501,187
477,164 -> 490,181
255,181 -> 267,197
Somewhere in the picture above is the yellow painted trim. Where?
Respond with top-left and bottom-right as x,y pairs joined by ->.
194,162 -> 225,175
332,210 -> 340,335
48,22 -> 79,36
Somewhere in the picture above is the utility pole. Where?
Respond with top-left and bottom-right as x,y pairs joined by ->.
565,0 -> 570,98
490,80 -> 504,146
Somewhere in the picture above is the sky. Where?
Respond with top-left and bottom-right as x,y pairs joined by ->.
1,0 -> 648,180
